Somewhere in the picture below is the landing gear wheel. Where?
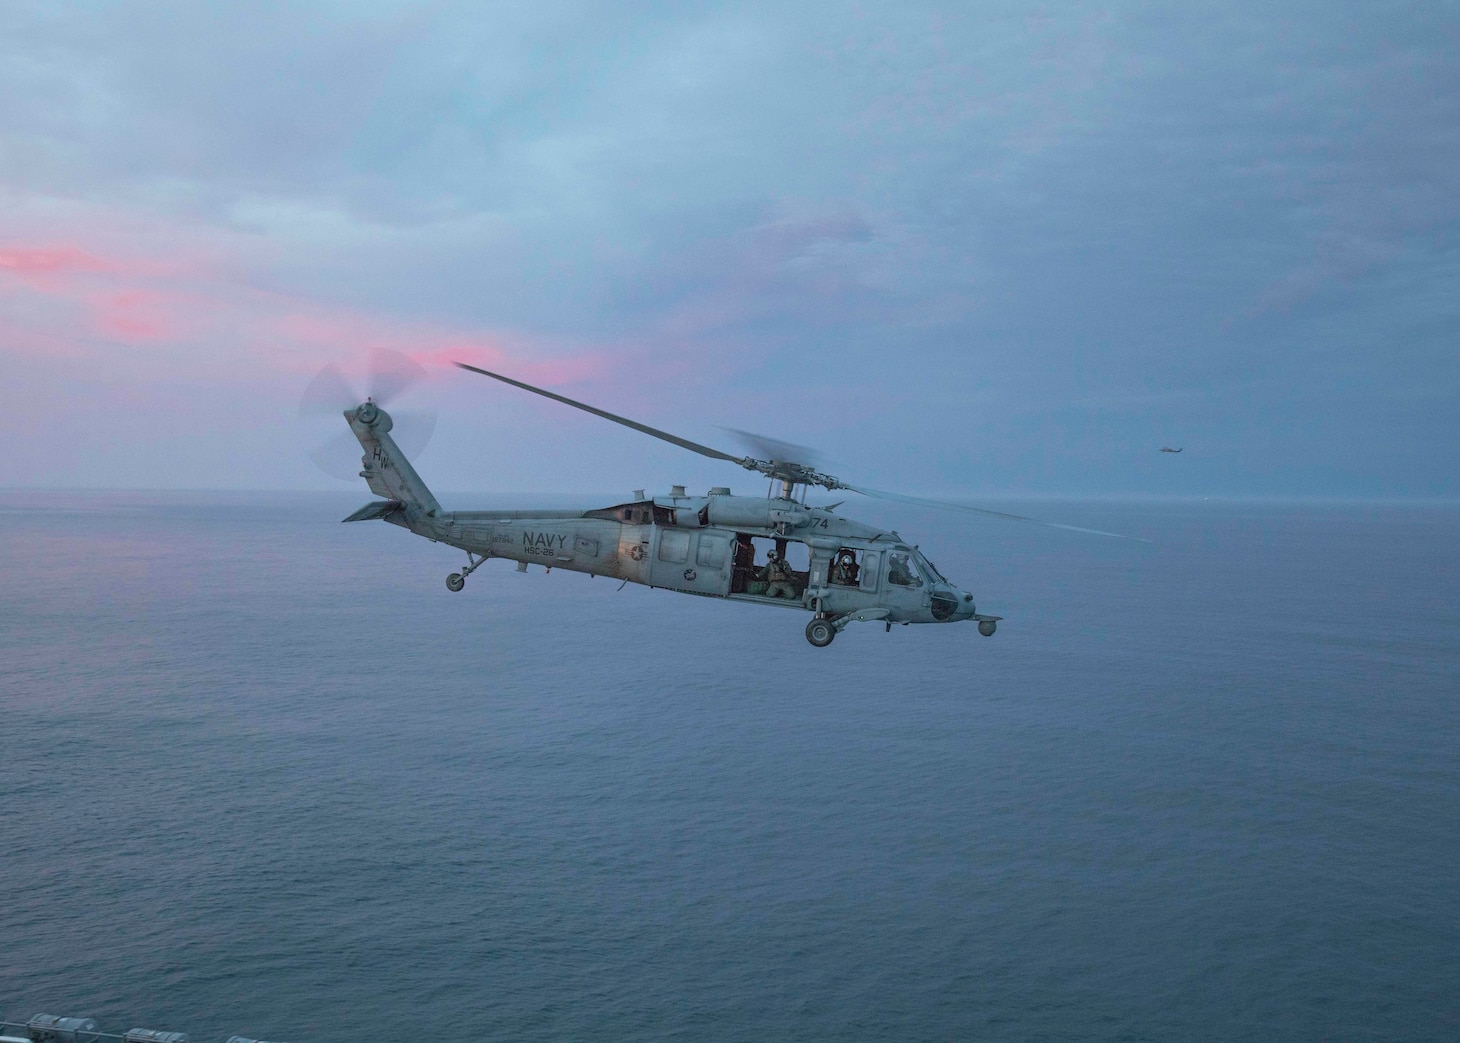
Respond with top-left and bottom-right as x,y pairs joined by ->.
806,618 -> 836,648
978,619 -> 997,637
446,572 -> 465,592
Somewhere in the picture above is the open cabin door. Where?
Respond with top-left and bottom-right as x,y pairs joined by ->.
650,528 -> 732,595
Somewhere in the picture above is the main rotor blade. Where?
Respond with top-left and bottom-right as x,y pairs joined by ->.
722,427 -> 822,468
844,484 -> 1149,542
454,362 -> 746,465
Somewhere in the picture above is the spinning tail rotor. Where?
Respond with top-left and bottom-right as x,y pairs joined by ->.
300,349 -> 437,480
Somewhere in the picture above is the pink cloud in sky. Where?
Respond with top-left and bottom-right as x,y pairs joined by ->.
0,246 -> 112,275
270,304 -> 620,390
0,225 -> 630,399
90,289 -> 181,342
0,242 -> 214,356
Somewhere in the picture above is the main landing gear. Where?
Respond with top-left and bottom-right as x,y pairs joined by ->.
805,605 -> 895,647
805,617 -> 836,648
446,552 -> 487,592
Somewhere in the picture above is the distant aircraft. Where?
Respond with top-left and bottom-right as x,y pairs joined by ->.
1160,446 -> 1183,453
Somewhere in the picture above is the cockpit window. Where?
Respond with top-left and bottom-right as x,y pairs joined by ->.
886,550 -> 923,588
917,550 -> 947,582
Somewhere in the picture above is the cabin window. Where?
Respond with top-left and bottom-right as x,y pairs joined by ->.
658,530 -> 690,563
697,535 -> 727,568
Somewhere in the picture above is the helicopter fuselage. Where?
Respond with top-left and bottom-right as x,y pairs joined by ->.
375,491 -> 988,629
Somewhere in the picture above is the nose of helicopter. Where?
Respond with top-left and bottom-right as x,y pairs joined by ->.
954,590 -> 978,620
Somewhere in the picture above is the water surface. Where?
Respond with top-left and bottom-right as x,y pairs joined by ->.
1,492 -> 1456,1041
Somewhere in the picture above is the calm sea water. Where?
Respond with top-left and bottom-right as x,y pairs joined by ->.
1,491 -> 1456,1042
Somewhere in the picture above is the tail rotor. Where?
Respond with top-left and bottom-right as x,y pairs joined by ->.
298,349 -> 437,480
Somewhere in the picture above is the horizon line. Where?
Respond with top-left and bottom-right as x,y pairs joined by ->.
3,486 -> 1458,507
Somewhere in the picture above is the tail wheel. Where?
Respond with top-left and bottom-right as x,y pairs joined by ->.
446,572 -> 465,592
805,618 -> 835,647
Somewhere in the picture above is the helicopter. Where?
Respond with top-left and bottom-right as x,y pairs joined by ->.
303,353 -> 1140,647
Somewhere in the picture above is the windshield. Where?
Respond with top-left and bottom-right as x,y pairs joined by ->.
915,548 -> 947,582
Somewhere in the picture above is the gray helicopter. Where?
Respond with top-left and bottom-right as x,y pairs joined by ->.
304,354 -> 1137,647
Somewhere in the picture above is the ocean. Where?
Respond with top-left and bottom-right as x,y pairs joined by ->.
2,491 -> 1456,1041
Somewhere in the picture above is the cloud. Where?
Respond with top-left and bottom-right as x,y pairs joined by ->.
0,246 -> 113,277
0,1 -> 1456,494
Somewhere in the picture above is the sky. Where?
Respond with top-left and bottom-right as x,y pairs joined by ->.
1,0 -> 1456,500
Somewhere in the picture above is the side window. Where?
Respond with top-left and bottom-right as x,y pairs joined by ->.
658,530 -> 690,563
697,535 -> 727,568
886,551 -> 922,588
859,551 -> 881,592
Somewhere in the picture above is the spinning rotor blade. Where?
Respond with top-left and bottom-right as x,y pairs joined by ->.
450,362 -> 1144,541
300,351 -> 437,481
387,409 -> 438,461
454,362 -> 746,465
301,350 -> 429,416
308,428 -> 367,481
842,484 -> 1148,542
723,427 -> 822,468
298,363 -> 358,418
367,347 -> 427,405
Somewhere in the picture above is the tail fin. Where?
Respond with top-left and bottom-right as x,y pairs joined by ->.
345,402 -> 442,516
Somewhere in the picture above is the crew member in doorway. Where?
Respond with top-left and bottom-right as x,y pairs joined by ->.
830,549 -> 860,586
764,549 -> 798,599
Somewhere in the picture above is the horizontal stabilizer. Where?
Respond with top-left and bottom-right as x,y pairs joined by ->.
342,500 -> 404,523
